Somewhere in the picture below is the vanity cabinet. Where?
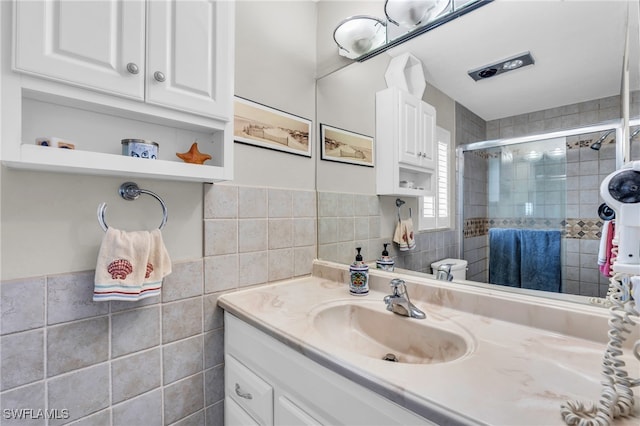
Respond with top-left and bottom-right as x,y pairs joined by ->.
2,0 -> 234,183
14,0 -> 232,120
224,312 -> 432,426
376,87 -> 436,196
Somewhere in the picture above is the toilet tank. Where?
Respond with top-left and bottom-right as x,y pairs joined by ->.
431,258 -> 468,280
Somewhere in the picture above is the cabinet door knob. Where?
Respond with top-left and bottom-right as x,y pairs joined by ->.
126,62 -> 139,75
235,383 -> 253,400
153,71 -> 166,82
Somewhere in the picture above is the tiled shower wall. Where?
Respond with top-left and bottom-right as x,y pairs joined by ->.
0,184 -> 317,426
460,94 -> 627,297
457,104 -> 489,282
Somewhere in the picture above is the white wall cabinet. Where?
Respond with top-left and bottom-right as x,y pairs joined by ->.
145,0 -> 232,119
3,0 -> 234,183
396,89 -> 436,169
14,0 -> 232,121
376,87 -> 436,196
14,0 -> 146,100
224,312 -> 433,426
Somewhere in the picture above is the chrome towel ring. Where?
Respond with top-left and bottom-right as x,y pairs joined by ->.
97,182 -> 168,231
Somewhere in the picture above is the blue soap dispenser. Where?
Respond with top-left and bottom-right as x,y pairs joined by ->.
349,247 -> 369,296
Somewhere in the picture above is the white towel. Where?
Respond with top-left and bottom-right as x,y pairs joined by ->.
393,218 -> 416,251
94,227 -> 171,301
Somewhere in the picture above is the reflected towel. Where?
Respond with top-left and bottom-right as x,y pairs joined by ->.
489,228 -> 561,292
393,218 -> 416,251
488,228 -> 521,288
520,229 -> 561,292
94,227 -> 171,301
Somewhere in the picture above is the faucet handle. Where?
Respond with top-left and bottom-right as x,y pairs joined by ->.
389,278 -> 406,296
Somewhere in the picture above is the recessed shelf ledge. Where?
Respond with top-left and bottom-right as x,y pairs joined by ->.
4,144 -> 226,183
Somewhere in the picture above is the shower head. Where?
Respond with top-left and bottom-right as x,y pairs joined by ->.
590,129 -> 615,151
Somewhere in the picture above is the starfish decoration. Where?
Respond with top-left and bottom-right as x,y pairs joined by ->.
176,142 -> 212,165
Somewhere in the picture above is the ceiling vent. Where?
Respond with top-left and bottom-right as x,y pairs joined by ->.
467,51 -> 535,81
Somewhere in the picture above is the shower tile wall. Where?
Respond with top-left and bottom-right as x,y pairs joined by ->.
0,184 -> 317,426
462,151 -> 489,282
485,96 -> 621,140
457,104 -> 489,282
459,93 -> 627,297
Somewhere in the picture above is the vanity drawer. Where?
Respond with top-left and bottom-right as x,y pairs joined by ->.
225,354 -> 273,425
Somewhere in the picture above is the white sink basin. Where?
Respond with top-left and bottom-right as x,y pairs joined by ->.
311,301 -> 473,364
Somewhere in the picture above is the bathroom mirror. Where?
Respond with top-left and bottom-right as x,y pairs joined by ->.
315,0 -> 640,305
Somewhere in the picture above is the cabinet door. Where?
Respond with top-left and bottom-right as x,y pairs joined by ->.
14,0 -> 145,99
397,90 -> 423,166
146,0 -> 233,120
419,101 -> 437,169
275,394 -> 323,426
225,397 -> 260,426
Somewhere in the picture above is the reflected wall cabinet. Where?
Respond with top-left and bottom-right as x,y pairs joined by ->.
376,87 -> 436,196
2,0 -> 234,182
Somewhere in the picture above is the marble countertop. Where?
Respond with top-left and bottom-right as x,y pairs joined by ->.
218,261 -> 640,425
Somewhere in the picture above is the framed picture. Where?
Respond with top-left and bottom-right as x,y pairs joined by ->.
320,124 -> 374,167
234,96 -> 312,157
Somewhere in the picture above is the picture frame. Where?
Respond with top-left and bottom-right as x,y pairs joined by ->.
320,124 -> 374,167
234,96 -> 312,157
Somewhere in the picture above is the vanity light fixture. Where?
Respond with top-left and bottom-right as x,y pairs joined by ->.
333,15 -> 387,59
468,51 -> 535,81
332,0 -> 492,62
384,0 -> 452,28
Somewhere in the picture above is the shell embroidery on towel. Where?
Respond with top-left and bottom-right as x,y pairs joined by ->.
106,260 -> 154,280
108,259 -> 133,280
145,263 -> 154,279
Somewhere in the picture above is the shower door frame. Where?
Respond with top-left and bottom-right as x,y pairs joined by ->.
455,117 -> 638,259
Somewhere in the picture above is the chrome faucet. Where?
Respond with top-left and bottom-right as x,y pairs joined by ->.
383,279 -> 426,319
436,263 -> 454,281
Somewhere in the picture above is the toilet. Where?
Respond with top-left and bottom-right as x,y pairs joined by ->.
430,258 -> 468,280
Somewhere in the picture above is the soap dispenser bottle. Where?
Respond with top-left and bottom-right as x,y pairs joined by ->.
349,247 -> 369,296
376,243 -> 395,272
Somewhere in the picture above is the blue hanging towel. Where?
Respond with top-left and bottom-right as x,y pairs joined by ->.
488,228 -> 521,288
519,229 -> 561,292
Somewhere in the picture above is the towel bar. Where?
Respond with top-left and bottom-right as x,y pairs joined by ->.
97,182 -> 168,231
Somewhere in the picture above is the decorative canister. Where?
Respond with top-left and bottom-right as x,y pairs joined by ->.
349,247 -> 369,296
121,139 -> 159,159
